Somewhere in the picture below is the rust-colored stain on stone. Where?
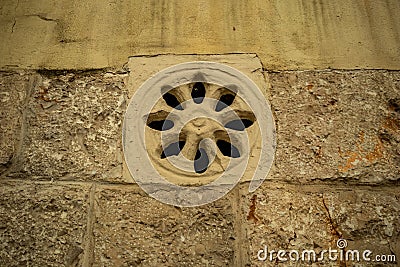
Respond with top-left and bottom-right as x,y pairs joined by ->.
338,131 -> 384,172
385,99 -> 400,131
364,139 -> 384,162
247,195 -> 259,223
321,196 -> 342,240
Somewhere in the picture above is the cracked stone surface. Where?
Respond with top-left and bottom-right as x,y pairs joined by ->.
0,181 -> 90,266
241,184 -> 399,266
269,70 -> 400,184
10,70 -> 130,182
0,71 -> 30,175
93,185 -> 235,266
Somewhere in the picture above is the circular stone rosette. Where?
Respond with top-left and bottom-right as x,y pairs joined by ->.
123,61 -> 275,207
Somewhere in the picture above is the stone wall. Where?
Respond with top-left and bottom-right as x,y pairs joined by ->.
0,68 -> 399,266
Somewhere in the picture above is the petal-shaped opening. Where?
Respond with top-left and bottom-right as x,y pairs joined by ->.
224,119 -> 254,131
191,82 -> 205,104
194,148 -> 209,173
217,140 -> 240,158
147,119 -> 174,131
160,141 -> 186,158
163,92 -> 183,110
215,93 -> 236,112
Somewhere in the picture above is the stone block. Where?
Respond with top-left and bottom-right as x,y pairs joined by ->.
324,188 -> 400,266
93,185 -> 235,266
269,70 -> 400,184
15,70 -> 130,182
241,184 -> 333,266
0,72 -> 29,174
0,181 -> 90,266
241,184 -> 399,266
124,54 -> 274,188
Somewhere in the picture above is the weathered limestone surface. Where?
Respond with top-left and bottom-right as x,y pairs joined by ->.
8,70 -> 130,182
127,54 -> 268,98
242,184 -> 399,266
0,181 -> 90,266
0,72 -> 30,174
325,188 -> 400,265
0,1 -> 399,70
241,184 -> 333,266
269,70 -> 400,184
93,185 -> 235,266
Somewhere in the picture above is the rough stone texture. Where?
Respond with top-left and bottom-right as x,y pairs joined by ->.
324,188 -> 400,266
0,72 -> 30,175
1,1 -> 400,70
11,70 -> 130,182
0,181 -> 90,266
269,70 -> 400,184
242,184 -> 399,266
241,184 -> 333,266
127,54 -> 268,98
93,185 -> 235,266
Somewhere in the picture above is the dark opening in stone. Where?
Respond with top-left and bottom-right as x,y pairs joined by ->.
194,148 -> 209,173
160,141 -> 186,158
215,94 -> 236,112
224,119 -> 254,131
163,92 -> 183,110
217,140 -> 240,158
147,120 -> 174,131
191,82 -> 206,104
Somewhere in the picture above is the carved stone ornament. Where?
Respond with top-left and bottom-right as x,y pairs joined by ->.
123,61 -> 275,207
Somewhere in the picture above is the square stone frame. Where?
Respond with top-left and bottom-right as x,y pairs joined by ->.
123,53 -> 272,185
